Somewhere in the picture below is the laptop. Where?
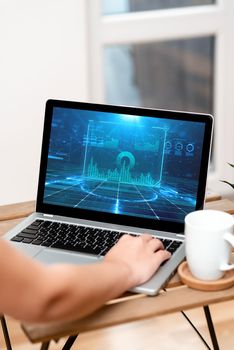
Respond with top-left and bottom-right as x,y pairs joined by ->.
4,99 -> 213,295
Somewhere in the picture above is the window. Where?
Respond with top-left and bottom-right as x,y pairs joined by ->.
102,0 -> 215,15
86,0 -> 234,193
103,37 -> 214,113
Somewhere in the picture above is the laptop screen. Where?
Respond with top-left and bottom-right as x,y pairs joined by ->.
37,100 -> 213,232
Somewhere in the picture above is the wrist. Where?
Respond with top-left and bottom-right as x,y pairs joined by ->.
102,259 -> 135,291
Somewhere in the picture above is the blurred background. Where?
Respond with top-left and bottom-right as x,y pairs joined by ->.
0,0 -> 234,205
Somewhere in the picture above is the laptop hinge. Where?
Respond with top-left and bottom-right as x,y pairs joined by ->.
176,233 -> 184,238
42,214 -> 54,218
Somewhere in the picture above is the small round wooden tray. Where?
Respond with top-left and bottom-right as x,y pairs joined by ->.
178,261 -> 234,291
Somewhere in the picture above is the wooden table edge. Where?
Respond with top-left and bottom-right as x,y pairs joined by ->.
0,201 -> 35,221
21,284 -> 234,344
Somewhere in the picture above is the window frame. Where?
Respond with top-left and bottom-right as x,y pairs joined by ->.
86,0 -> 234,195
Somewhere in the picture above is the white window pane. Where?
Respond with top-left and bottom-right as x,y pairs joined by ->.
103,36 -> 214,114
102,0 -> 215,15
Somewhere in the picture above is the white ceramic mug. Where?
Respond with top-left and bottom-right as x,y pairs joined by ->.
185,209 -> 234,280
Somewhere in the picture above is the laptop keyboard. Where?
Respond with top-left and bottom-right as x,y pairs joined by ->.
11,220 -> 182,257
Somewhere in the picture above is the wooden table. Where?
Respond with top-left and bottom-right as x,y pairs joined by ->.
0,198 -> 234,350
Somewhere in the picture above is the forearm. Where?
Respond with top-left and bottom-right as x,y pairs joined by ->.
0,240 -> 132,323
36,261 -> 132,323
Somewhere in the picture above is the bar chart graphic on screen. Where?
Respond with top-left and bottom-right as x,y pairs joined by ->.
82,120 -> 167,188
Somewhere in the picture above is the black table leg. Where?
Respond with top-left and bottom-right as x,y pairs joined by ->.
40,334 -> 78,350
181,311 -> 212,349
40,341 -> 51,350
203,305 -> 220,350
0,315 -> 12,350
61,334 -> 79,350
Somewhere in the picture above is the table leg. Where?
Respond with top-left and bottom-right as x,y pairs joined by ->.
40,341 -> 51,350
0,315 -> 12,350
61,334 -> 79,350
203,305 -> 220,350
181,311 -> 212,349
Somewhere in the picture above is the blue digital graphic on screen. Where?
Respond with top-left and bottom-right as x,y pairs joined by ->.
43,107 -> 205,223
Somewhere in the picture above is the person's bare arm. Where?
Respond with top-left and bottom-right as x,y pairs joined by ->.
0,235 -> 170,323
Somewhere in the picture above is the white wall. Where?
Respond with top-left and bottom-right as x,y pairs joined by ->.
0,0 -> 89,205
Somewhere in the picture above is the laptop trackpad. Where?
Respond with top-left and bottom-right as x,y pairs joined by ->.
35,249 -> 99,265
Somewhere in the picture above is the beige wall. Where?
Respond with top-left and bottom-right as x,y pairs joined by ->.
0,0 -> 89,205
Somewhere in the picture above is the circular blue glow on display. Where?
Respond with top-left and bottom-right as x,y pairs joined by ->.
165,141 -> 172,150
186,143 -> 195,152
175,142 -> 183,151
116,151 -> 136,169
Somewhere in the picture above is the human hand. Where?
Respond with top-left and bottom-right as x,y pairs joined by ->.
104,234 -> 171,287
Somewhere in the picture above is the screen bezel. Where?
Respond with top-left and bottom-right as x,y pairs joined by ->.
36,99 -> 213,234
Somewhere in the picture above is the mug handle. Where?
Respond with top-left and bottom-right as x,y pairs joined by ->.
220,232 -> 234,271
